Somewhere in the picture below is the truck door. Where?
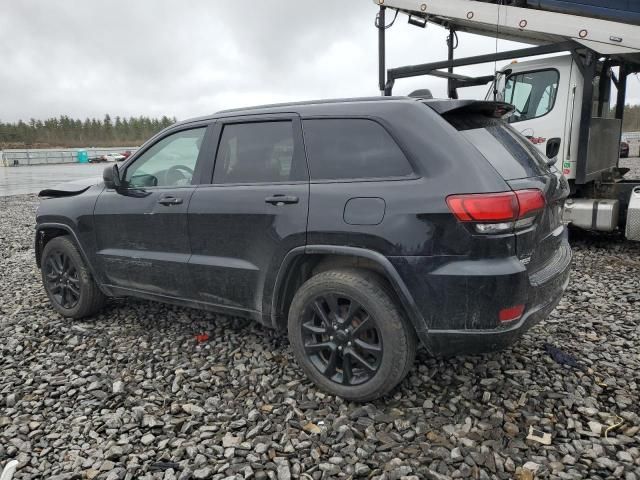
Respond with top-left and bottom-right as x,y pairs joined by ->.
563,56 -> 583,180
496,57 -> 573,175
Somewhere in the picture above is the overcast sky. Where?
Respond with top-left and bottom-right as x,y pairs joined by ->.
2,0 -> 639,122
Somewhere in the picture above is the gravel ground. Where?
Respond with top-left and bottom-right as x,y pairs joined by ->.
1,183 -> 640,480
620,158 -> 640,180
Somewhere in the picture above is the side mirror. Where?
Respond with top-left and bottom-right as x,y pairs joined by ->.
546,138 -> 561,160
103,164 -> 122,189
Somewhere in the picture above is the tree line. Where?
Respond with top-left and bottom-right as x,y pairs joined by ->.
0,114 -> 177,149
3,105 -> 640,148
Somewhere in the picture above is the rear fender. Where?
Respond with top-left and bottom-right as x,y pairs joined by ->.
272,245 -> 430,346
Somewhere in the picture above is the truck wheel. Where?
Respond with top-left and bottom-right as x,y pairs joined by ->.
288,269 -> 416,402
41,236 -> 106,319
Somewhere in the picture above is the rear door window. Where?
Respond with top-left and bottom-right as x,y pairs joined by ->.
302,119 -> 413,181
504,69 -> 559,123
213,121 -> 305,184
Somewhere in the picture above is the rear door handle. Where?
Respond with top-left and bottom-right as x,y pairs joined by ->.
265,194 -> 299,205
158,196 -> 183,206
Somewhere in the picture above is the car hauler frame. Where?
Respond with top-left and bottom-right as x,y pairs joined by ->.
374,0 -> 640,239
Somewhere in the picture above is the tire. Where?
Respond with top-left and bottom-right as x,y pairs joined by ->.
288,269 -> 416,402
41,236 -> 106,319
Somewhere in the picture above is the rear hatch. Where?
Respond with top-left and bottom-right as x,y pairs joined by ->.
427,100 -> 570,274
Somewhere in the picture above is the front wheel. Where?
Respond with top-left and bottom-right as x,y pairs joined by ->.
41,236 -> 106,319
288,269 -> 416,402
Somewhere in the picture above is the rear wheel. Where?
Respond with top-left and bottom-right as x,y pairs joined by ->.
288,269 -> 416,402
41,236 -> 106,318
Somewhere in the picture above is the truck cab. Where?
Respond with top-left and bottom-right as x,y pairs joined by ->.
489,55 -> 621,185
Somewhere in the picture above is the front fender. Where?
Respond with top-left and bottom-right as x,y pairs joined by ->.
35,222 -> 111,297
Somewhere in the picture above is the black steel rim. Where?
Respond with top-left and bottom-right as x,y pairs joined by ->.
44,250 -> 80,309
301,293 -> 383,386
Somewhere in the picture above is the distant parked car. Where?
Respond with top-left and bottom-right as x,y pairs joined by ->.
621,141 -> 630,158
89,153 -> 125,163
104,153 -> 127,162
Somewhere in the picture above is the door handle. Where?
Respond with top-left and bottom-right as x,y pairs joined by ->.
265,194 -> 299,206
158,196 -> 183,206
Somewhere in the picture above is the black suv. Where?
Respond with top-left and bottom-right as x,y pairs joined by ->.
36,97 -> 571,401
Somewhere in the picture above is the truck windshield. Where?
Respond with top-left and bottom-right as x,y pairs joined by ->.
504,69 -> 559,123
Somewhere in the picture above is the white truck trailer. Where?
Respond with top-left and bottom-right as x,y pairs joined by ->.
373,0 -> 640,240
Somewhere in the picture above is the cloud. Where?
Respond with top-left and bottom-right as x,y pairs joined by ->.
1,0 -> 638,122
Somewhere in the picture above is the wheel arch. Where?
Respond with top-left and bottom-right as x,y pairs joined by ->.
35,224 -> 75,268
271,245 -> 429,344
35,223 -> 110,296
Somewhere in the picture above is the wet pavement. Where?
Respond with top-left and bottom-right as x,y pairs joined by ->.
0,163 -> 106,197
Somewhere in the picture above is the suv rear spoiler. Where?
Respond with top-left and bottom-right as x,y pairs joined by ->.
424,100 -> 515,119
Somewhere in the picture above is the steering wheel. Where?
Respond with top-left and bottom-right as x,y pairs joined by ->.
512,106 -> 525,117
165,165 -> 194,185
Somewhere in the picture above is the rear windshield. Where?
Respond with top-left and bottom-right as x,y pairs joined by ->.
443,112 -> 550,180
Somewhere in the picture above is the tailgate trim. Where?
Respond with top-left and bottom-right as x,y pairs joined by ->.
529,242 -> 572,286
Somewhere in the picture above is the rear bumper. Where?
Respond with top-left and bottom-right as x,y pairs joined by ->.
425,263 -> 570,356
388,239 -> 572,356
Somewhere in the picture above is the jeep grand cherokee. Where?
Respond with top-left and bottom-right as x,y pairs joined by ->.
36,97 -> 571,401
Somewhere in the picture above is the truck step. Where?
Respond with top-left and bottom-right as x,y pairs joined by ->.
625,187 -> 640,241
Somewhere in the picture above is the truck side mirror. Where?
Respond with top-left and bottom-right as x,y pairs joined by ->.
103,164 -> 122,189
546,138 -> 561,160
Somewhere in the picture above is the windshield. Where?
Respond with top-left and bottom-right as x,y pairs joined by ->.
504,69 -> 559,123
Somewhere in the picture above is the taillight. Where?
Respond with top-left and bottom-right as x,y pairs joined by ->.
446,189 -> 545,234
515,189 -> 545,217
499,304 -> 525,323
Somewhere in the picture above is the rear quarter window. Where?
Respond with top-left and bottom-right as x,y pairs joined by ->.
302,118 -> 413,181
444,112 -> 551,180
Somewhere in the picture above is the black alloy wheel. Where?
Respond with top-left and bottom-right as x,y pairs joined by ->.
40,235 -> 106,318
288,269 -> 416,402
44,250 -> 81,309
301,293 -> 383,386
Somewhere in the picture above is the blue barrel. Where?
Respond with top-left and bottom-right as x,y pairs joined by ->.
77,150 -> 89,163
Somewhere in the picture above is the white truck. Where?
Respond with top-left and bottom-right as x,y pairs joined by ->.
373,0 -> 640,240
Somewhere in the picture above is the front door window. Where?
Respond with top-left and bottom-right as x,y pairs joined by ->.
124,128 -> 206,188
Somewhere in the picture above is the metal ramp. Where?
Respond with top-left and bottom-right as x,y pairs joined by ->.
373,0 -> 640,56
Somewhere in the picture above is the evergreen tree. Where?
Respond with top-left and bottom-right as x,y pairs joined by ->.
0,114 -> 177,148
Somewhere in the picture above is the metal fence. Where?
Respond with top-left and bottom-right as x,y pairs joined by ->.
622,131 -> 640,141
1,147 -> 140,167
